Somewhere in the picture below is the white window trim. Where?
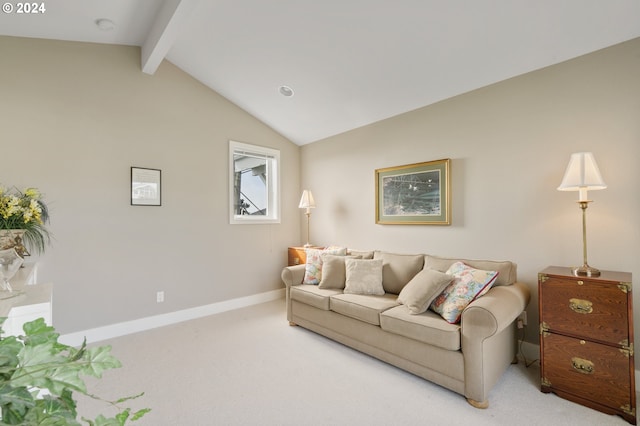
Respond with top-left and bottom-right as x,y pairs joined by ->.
229,140 -> 281,224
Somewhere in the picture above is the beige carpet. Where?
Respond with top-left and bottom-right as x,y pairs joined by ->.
76,299 -> 633,425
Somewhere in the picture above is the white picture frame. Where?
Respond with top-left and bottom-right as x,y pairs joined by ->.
131,167 -> 161,206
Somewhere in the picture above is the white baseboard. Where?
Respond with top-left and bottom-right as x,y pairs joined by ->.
59,289 -> 285,347
518,339 -> 640,394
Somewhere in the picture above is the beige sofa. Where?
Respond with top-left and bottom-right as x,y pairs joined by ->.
281,251 -> 530,408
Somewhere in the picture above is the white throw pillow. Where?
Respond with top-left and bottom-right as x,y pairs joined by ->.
344,258 -> 384,295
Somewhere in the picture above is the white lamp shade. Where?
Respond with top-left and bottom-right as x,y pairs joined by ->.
298,190 -> 316,209
558,152 -> 607,192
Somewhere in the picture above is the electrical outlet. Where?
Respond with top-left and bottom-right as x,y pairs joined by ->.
156,291 -> 164,303
519,311 -> 528,325
516,311 -> 527,329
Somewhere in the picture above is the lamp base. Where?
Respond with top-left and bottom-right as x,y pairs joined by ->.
571,264 -> 601,277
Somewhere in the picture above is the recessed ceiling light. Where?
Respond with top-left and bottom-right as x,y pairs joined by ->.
278,85 -> 294,97
95,18 -> 115,31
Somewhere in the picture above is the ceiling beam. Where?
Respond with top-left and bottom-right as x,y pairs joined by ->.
141,0 -> 198,75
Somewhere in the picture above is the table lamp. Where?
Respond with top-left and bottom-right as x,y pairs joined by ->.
298,190 -> 316,247
557,152 -> 607,277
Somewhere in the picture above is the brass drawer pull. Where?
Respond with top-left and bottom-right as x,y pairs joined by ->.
571,357 -> 594,374
569,298 -> 593,314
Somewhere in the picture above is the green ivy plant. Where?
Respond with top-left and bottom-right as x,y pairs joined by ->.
0,318 -> 149,425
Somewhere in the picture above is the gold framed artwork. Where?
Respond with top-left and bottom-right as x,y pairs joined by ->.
375,159 -> 451,225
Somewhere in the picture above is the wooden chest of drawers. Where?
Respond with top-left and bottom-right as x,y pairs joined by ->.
538,266 -> 635,424
287,246 -> 323,266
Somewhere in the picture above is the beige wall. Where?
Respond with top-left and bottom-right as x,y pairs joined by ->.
301,38 -> 640,348
0,36 -> 301,333
2,34 -> 638,353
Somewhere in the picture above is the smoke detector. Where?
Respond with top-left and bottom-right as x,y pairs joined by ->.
95,18 -> 115,31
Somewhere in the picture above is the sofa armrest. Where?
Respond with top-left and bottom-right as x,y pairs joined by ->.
281,264 -> 306,322
462,282 -> 530,339
460,281 -> 530,405
281,264 -> 306,288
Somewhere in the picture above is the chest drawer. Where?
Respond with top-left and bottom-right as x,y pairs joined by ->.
540,275 -> 629,346
541,332 -> 633,412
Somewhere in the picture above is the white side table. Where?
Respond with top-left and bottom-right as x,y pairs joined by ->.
1,263 -> 52,337
0,283 -> 52,336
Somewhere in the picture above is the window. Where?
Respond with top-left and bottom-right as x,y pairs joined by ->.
229,140 -> 280,224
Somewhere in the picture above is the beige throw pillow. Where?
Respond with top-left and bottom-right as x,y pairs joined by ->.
344,258 -> 384,295
303,247 -> 347,284
397,268 -> 454,315
318,254 -> 360,289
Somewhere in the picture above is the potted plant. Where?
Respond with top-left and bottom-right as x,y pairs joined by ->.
0,186 -> 50,256
0,318 -> 149,425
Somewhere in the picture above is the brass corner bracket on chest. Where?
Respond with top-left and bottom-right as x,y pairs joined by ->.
619,340 -> 634,357
618,281 -> 632,294
621,404 -> 636,417
539,322 -> 550,337
538,273 -> 549,283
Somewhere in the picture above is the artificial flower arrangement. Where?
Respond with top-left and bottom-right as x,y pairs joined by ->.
0,185 -> 50,255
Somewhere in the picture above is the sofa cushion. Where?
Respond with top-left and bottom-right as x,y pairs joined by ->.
424,255 -> 516,286
343,258 -> 385,295
303,247 -> 347,284
330,293 -> 399,325
430,262 -> 499,324
397,268 -> 454,314
373,251 -> 424,294
290,285 -> 343,311
380,305 -> 461,351
318,254 -> 360,290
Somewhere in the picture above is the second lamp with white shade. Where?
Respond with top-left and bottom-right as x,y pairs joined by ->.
299,190 -> 316,247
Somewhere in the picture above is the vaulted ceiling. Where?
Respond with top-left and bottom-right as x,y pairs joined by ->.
2,1 -> 639,145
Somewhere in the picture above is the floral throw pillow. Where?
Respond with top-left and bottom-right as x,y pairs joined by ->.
303,247 -> 347,285
430,261 -> 499,324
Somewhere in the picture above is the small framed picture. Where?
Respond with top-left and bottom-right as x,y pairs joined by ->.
131,167 -> 161,206
375,159 -> 451,225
